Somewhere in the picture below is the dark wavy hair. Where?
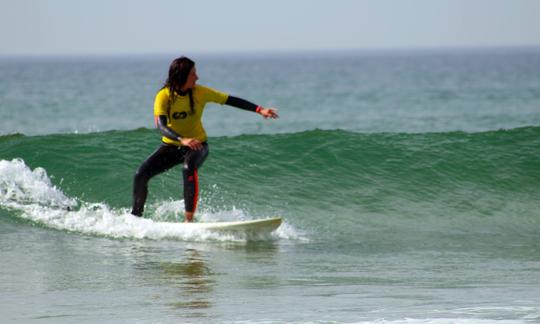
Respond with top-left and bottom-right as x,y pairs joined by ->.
164,56 -> 195,113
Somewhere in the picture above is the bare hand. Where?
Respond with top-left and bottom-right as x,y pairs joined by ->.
259,107 -> 279,119
180,138 -> 203,150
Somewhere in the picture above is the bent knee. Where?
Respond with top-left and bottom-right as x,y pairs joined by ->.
134,168 -> 150,183
184,148 -> 209,171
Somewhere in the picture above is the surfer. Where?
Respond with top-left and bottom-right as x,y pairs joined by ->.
131,56 -> 278,222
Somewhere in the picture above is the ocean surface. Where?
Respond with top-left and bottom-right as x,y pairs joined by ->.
1,47 -> 540,323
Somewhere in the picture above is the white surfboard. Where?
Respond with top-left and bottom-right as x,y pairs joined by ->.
184,217 -> 282,234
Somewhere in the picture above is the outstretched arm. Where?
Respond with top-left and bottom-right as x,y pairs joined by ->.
225,96 -> 279,119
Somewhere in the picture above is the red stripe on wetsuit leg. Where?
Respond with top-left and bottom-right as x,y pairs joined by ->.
192,169 -> 199,213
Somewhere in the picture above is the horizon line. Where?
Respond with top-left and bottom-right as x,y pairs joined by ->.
2,44 -> 540,59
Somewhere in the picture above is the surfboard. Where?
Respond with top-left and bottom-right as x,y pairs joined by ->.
185,217 -> 282,234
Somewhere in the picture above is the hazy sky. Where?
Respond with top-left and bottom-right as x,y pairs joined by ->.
1,0 -> 539,55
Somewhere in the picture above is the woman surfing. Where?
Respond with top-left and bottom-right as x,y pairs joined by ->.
131,56 -> 278,222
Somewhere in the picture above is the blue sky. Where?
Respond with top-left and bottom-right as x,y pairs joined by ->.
1,0 -> 539,55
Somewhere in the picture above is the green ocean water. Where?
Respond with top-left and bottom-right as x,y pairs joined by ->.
1,48 -> 540,323
1,127 -> 539,238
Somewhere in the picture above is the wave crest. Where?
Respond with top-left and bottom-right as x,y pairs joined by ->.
0,159 -> 303,242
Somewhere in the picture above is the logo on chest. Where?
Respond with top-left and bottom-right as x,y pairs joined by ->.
172,111 -> 188,119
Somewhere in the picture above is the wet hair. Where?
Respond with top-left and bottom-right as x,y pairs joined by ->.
164,56 -> 195,113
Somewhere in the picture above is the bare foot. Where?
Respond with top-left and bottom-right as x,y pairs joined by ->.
184,211 -> 194,222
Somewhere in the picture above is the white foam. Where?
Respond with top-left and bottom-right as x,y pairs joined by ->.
0,158 -> 305,242
0,158 -> 76,209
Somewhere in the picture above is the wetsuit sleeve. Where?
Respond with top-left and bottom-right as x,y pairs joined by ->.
155,115 -> 182,141
225,96 -> 259,112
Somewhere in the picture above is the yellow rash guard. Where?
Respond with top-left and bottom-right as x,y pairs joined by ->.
154,85 -> 229,145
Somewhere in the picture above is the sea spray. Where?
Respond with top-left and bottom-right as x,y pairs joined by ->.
0,158 -> 304,242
